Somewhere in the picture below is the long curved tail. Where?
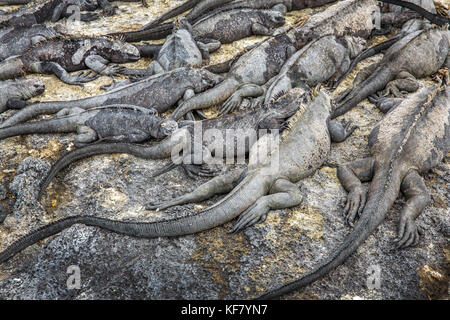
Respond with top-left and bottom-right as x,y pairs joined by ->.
38,137 -> 181,201
0,100 -> 77,128
0,116 -> 77,140
2,171 -> 267,264
256,171 -> 398,299
139,0 -> 201,30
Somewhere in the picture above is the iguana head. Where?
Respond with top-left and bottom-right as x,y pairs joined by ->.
102,38 -> 141,63
156,118 -> 179,139
257,88 -> 307,131
342,36 -> 366,59
14,78 -> 45,100
193,69 -> 224,93
260,10 -> 286,30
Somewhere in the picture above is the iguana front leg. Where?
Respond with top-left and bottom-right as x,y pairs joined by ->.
31,62 -> 99,86
84,55 -> 126,77
337,157 -> 375,226
328,119 -> 358,143
395,170 -> 430,249
145,168 -> 246,210
230,178 -> 304,233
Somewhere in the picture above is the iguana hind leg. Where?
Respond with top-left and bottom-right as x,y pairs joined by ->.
145,168 -> 246,210
84,55 -> 126,77
380,71 -> 419,98
230,178 -> 304,233
395,170 -> 430,249
32,62 -> 99,87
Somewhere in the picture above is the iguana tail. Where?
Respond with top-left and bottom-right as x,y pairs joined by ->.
332,35 -> 402,90
0,100 -> 91,128
2,170 -> 269,264
139,0 -> 202,30
256,169 -> 400,299
38,131 -> 188,201
331,67 -> 394,118
170,78 -> 240,120
0,116 -> 78,140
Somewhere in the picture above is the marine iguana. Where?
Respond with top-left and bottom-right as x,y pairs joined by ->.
0,36 -> 141,86
0,67 -> 222,127
0,78 -> 45,113
0,87 -> 357,264
220,34 -> 366,113
136,0 -> 336,39
331,26 -> 449,118
112,6 -> 286,43
104,18 -> 220,92
0,24 -> 65,62
169,0 -> 379,120
37,88 -> 305,198
0,0 -> 107,27
0,104 -> 178,146
257,83 -> 450,299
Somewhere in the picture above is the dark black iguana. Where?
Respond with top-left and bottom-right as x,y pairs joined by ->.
331,26 -> 449,118
37,87 -> 307,198
133,0 -> 337,39
112,6 -> 286,43
0,67 -> 223,127
169,0 -> 379,120
257,83 -> 450,299
0,0 -> 114,27
0,87 -> 357,264
0,36 -> 141,86
0,78 -> 45,113
0,24 -> 65,62
0,104 -> 178,146
220,34 -> 367,113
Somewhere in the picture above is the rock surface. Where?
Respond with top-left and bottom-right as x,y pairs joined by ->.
0,1 -> 448,300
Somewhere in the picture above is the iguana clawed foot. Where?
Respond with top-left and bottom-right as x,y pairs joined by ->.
65,70 -> 99,87
229,201 -> 269,233
182,163 -> 222,179
343,185 -> 367,227
219,93 -> 242,115
394,216 -> 422,249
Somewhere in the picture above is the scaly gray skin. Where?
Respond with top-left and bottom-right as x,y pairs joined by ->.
169,0 -> 379,120
332,18 -> 433,90
0,78 -> 45,113
219,34 -> 366,113
0,0 -> 108,28
0,67 -> 223,127
113,6 -> 286,43
332,27 -> 450,119
0,104 -> 178,146
0,24 -> 65,62
256,35 -> 366,107
0,88 -> 358,265
189,8 -> 286,44
38,89 -> 303,198
257,83 -> 450,299
0,37 -> 141,86
109,18 -> 220,92
137,0 -> 336,36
